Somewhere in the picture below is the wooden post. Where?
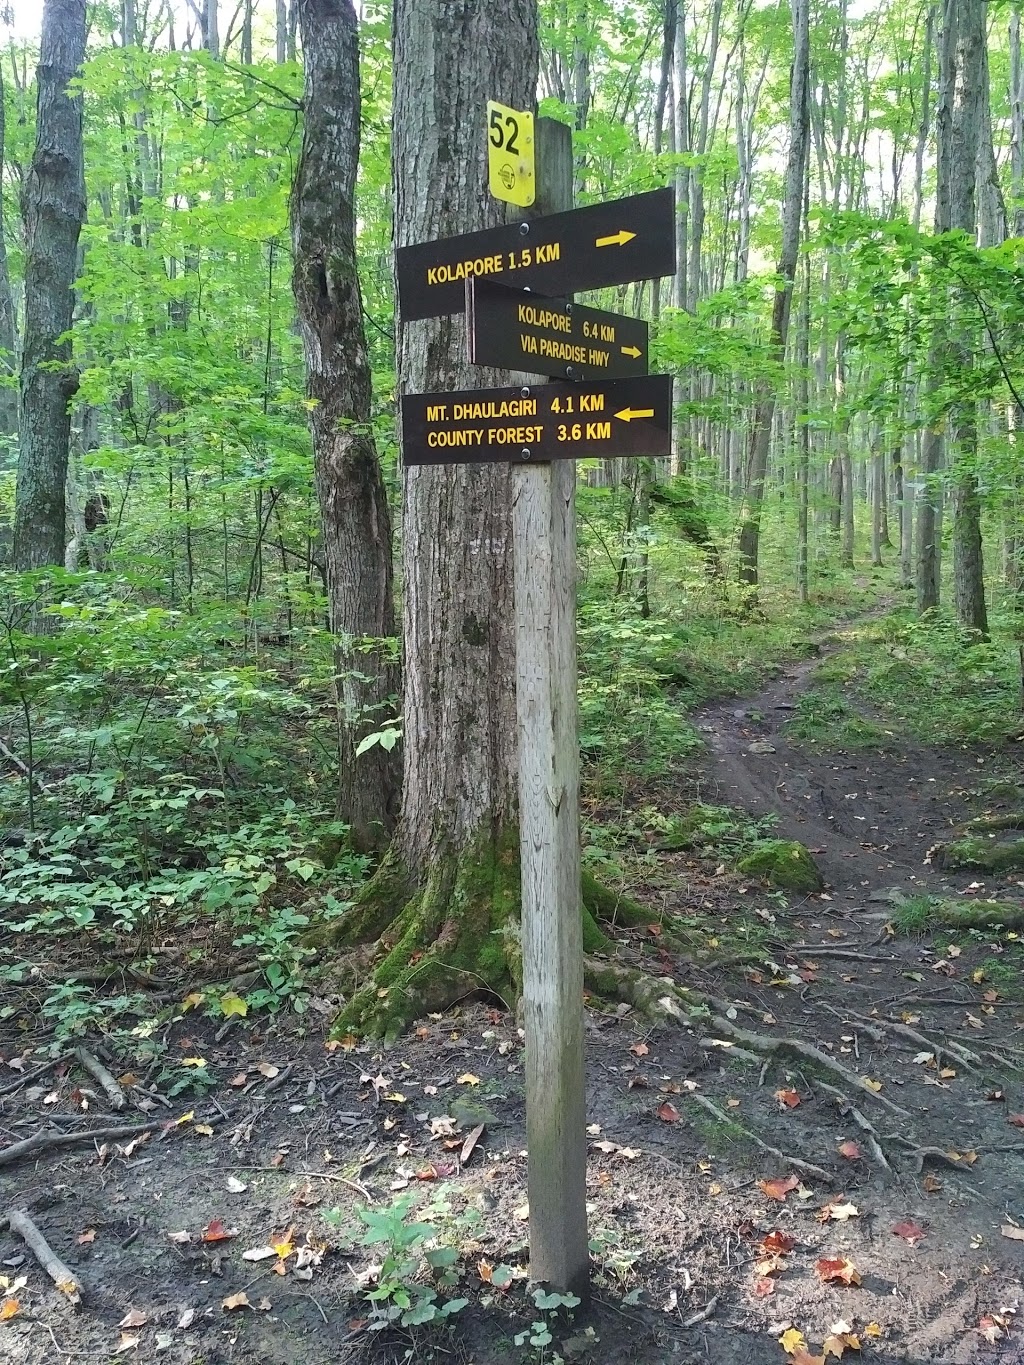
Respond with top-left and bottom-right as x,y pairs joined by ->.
513,117 -> 589,1295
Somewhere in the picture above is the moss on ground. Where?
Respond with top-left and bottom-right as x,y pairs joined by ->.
892,895 -> 1024,934
736,839 -> 823,894
936,836 -> 1024,875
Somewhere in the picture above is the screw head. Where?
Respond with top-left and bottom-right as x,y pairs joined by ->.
520,387 -> 530,397
520,447 -> 532,460
519,222 -> 530,236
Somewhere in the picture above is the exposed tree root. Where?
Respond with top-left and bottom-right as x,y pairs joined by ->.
703,1014 -> 912,1117
74,1047 -> 126,1110
834,1007 -> 984,1075
687,1092 -> 832,1184
0,1119 -> 167,1169
888,1141 -> 978,1174
810,1079 -> 895,1182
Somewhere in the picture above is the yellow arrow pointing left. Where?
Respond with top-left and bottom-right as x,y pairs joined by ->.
614,407 -> 655,422
595,229 -> 637,248
621,345 -> 642,358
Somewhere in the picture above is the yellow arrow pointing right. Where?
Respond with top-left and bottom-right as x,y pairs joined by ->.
595,229 -> 637,248
620,345 -> 642,358
614,407 -> 655,422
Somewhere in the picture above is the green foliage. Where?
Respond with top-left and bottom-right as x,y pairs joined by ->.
350,1194 -> 468,1332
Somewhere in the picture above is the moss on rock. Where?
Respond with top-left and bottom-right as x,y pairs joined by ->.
736,839 -> 823,894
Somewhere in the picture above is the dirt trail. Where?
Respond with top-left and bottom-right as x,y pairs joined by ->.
2,625 -> 1024,1365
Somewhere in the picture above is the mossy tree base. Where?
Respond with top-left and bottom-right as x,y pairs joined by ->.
935,835 -> 1024,875
737,839 -> 823,893
314,831 -> 648,1039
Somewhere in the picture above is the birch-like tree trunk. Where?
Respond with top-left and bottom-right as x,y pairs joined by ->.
291,0 -> 398,851
736,0 -> 809,590
13,0 -> 86,570
949,0 -> 988,636
0,59 -> 19,439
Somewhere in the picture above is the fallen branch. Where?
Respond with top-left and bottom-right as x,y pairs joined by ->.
0,1119 -> 165,1169
707,1015 -> 912,1118
0,1055 -> 64,1099
74,1048 -> 126,1111
888,1140 -> 977,1174
687,1092 -> 832,1184
4,1208 -> 82,1305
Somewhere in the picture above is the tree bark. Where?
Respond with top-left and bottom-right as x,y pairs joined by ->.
13,0 -> 86,570
291,0 -> 399,851
736,0 -> 809,591
0,58 -> 20,439
949,0 -> 988,637
321,0 -> 544,1037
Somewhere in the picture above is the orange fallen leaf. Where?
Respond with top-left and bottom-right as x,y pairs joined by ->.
837,1140 -> 861,1160
752,1277 -> 775,1298
202,1218 -> 237,1244
815,1256 -> 861,1286
0,1300 -> 20,1321
758,1174 -> 799,1201
762,1230 -> 796,1254
892,1220 -> 926,1245
775,1088 -> 801,1109
222,1292 -> 251,1311
657,1101 -> 680,1123
631,1042 -> 650,1057
792,1351 -> 827,1365
923,1173 -> 943,1193
864,1322 -> 883,1338
77,1229 -> 96,1244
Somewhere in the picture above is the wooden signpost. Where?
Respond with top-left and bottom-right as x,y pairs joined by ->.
397,115 -> 675,1294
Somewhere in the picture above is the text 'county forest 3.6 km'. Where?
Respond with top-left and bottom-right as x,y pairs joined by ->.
400,375 -> 672,466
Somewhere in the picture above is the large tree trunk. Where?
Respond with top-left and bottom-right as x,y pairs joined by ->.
320,0 -> 542,1037
0,59 -> 19,440
291,0 -> 399,852
13,0 -> 86,570
736,0 -> 809,591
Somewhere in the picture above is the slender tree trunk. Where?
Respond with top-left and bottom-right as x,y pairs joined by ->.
13,0 -> 86,570
949,0 -> 988,637
291,0 -> 398,851
917,0 -> 956,613
0,59 -> 19,439
276,0 -> 289,63
737,0 -> 809,591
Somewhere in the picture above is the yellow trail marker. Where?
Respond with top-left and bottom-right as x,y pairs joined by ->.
620,344 -> 642,358
614,407 -> 655,421
595,229 -> 637,248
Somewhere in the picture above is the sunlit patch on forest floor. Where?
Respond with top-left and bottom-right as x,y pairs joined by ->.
2,615 -> 1024,1364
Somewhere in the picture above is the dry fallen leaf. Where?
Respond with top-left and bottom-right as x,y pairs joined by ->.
77,1228 -> 96,1244
775,1088 -> 801,1109
657,1101 -> 681,1123
460,1122 -> 485,1165
1000,1225 -> 1024,1242
861,1078 -> 882,1093
256,1062 -> 280,1078
222,1292 -> 251,1311
176,1308 -> 196,1330
226,1176 -> 248,1193
758,1174 -> 800,1201
892,1220 -> 926,1245
201,1218 -> 237,1244
1007,1114 -> 1024,1128
118,1310 -> 148,1329
117,1333 -> 141,1351
762,1230 -> 796,1254
167,1229 -> 191,1244
923,1173 -> 943,1194
815,1256 -> 861,1286
456,1073 -> 480,1087
780,1327 -> 808,1354
837,1140 -> 862,1160
0,1300 -> 20,1321
631,1042 -> 649,1056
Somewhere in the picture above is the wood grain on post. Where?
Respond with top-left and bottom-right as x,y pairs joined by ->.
513,116 -> 589,1296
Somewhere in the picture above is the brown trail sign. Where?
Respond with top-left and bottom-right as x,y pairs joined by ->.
401,375 -> 672,465
467,277 -> 648,381
396,114 -> 675,1295
396,185 -> 674,320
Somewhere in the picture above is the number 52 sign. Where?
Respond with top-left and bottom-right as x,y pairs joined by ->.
487,100 -> 535,208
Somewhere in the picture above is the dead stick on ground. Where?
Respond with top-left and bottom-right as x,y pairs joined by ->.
843,1010 -> 983,1072
0,1119 -> 165,1169
682,1293 -> 720,1329
708,1015 -> 911,1118
74,1047 -> 126,1110
688,1093 -> 832,1184
0,1055 -> 64,1100
4,1208 -> 82,1305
